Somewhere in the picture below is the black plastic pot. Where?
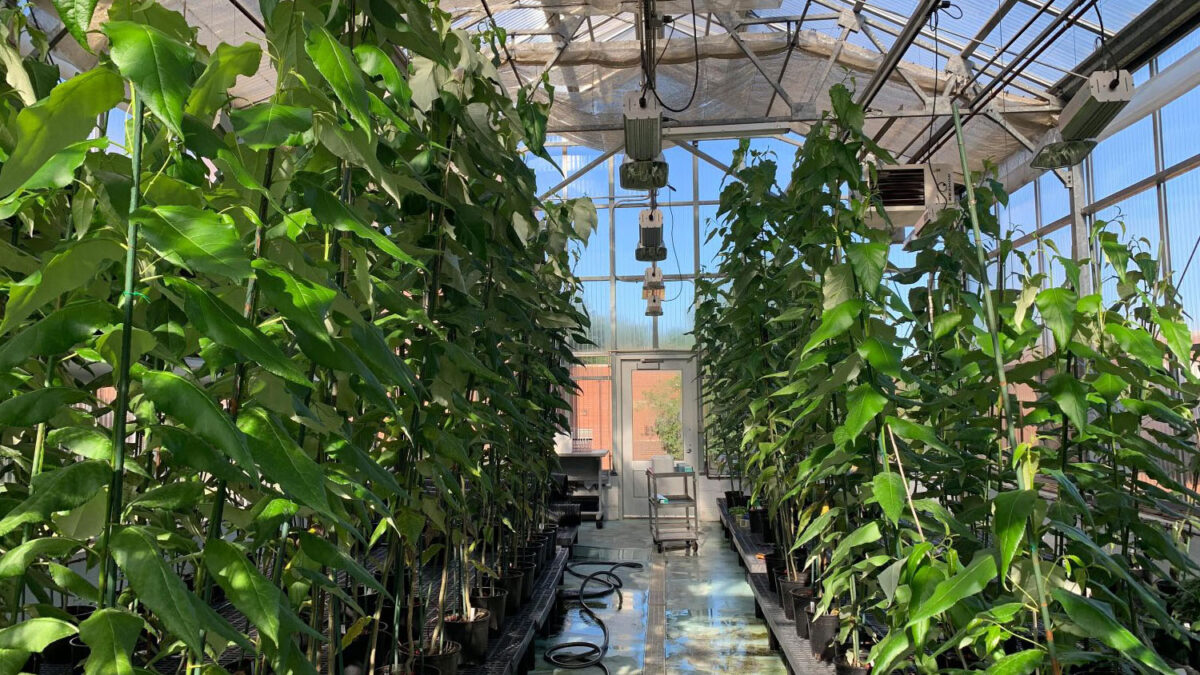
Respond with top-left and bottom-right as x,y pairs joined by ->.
747,508 -> 767,534
724,490 -> 748,508
789,587 -> 815,638
444,609 -> 491,665
835,663 -> 869,675
494,571 -> 524,614
342,626 -> 393,675
470,587 -> 509,635
374,664 -> 441,675
398,640 -> 460,675
777,579 -> 808,620
808,611 -> 838,660
514,561 -> 538,602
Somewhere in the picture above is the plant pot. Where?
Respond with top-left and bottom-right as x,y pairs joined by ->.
778,579 -> 808,620
789,587 -> 815,638
494,571 -> 524,615
374,665 -> 441,675
398,640 -> 460,675
342,624 -> 393,675
835,663 -> 869,675
724,490 -> 748,508
747,508 -> 766,534
514,561 -> 537,602
444,609 -> 491,665
808,612 -> 838,660
470,587 -> 509,635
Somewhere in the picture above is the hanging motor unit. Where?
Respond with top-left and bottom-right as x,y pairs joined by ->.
1058,69 -> 1133,142
864,164 -> 960,238
635,208 -> 667,262
621,92 -> 669,190
645,296 -> 664,317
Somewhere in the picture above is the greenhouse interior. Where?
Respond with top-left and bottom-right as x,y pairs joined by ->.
5,0 -> 1200,672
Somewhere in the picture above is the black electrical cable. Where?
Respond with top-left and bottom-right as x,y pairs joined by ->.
543,560 -> 645,673
640,0 -> 701,114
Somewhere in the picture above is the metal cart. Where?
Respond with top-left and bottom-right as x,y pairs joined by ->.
646,468 -> 699,552
557,449 -> 610,528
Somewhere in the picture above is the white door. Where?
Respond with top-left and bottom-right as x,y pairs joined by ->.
615,354 -> 699,518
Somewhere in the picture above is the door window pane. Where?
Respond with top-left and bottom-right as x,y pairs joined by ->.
631,370 -> 683,461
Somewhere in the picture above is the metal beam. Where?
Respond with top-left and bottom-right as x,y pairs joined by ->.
1018,0 -> 1110,37
538,144 -> 623,202
855,0 -> 940,108
860,21 -> 927,104
714,13 -> 797,110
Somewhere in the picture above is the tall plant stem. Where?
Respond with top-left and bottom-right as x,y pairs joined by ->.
951,101 -> 1059,675
98,96 -> 145,609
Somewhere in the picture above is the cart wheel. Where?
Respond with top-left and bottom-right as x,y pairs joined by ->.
657,543 -> 663,553
596,519 -> 604,530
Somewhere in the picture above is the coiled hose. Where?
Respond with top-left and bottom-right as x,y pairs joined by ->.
543,560 -> 645,673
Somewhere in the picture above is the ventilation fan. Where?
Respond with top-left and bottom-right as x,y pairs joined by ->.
865,164 -> 960,239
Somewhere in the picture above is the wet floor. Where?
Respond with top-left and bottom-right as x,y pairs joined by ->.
532,520 -> 787,674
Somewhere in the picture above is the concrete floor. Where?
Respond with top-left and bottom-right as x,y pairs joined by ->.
532,520 -> 787,674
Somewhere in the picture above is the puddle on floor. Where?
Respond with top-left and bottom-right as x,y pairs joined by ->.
531,521 -> 786,674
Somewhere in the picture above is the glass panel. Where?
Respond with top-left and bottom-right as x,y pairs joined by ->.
528,152 -> 564,200
1090,115 -> 1156,200
615,206 -> 647,277
1166,168 -> 1200,331
631,369 -> 683,462
659,201 -> 697,277
1160,85 -> 1200,169
570,205 -> 610,278
573,280 -> 611,353
697,139 -> 740,197
659,281 -> 695,350
616,281 -> 653,349
999,182 -> 1037,239
661,144 -> 694,203
569,363 -> 612,455
563,146 -> 610,201
1042,225 -> 1073,289
1039,173 -> 1070,225
1158,25 -> 1200,70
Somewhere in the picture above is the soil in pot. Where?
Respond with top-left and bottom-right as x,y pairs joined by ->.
444,609 -> 491,665
808,611 -> 839,661
398,640 -> 461,675
834,662 -> 869,675
470,587 -> 508,635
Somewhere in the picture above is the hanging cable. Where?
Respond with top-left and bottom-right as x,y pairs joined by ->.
543,561 -> 645,673
482,0 -> 525,87
640,0 -> 701,113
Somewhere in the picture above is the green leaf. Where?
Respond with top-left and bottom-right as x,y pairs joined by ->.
1154,313 -> 1192,367
7,137 -> 108,195
47,427 -> 112,463
907,555 -> 997,625
50,0 -> 99,49
801,299 -> 862,355
95,326 -> 157,372
204,539 -> 316,653
237,408 -> 333,519
1035,287 -> 1076,348
0,460 -> 109,536
828,522 -> 881,570
992,489 -> 1036,578
354,44 -> 410,101
0,238 -> 125,337
102,21 -> 196,137
872,473 -> 906,526
127,481 -> 202,512
111,526 -> 246,658
132,206 -> 251,280
253,261 -> 336,344
229,103 -> 312,150
1105,322 -> 1163,369
856,337 -> 900,378
47,563 -> 99,603
846,241 -> 888,294
932,310 -> 961,340
986,650 -> 1043,675
0,387 -> 90,427
164,278 -> 311,386
0,617 -> 76,649
1047,373 -> 1088,430
0,68 -> 124,199
1052,589 -> 1174,675
296,532 -> 385,596
0,537 -> 82,578
842,384 -> 886,442
79,609 -> 142,675
297,178 -> 420,266
185,42 -> 261,119
139,369 -> 256,480
305,25 -> 371,132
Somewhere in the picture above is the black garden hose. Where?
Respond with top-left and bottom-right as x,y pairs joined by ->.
543,560 -> 645,673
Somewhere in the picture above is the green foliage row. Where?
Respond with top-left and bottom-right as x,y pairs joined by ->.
0,0 -> 595,672
697,84 -> 1200,672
